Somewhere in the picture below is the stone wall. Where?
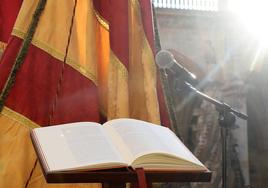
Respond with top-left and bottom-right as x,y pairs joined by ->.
155,8 -> 250,186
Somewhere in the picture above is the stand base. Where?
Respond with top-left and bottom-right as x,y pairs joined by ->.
44,170 -> 211,185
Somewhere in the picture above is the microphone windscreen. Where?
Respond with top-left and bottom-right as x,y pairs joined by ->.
155,50 -> 174,69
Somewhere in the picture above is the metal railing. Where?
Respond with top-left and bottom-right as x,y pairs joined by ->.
153,0 -> 218,11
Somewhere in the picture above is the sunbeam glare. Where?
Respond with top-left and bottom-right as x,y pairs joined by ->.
228,0 -> 268,47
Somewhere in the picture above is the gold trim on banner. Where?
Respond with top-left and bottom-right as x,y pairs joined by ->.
0,107 -> 40,129
110,51 -> 128,78
0,41 -> 7,51
12,28 -> 98,86
93,9 -> 109,31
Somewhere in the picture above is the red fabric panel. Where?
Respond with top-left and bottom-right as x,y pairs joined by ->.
108,0 -> 129,68
0,36 -> 100,126
94,1 -> 129,67
93,0 -> 110,22
0,37 -> 21,85
0,0 -> 22,42
138,0 -> 155,53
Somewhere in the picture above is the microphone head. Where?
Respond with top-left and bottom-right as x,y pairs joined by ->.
155,49 -> 197,83
155,50 -> 174,69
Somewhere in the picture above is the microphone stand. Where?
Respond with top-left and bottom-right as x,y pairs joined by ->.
177,81 -> 247,188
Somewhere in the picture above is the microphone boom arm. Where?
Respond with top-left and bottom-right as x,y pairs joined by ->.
184,82 -> 248,120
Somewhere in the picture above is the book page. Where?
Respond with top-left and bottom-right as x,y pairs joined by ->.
104,118 -> 203,166
34,122 -> 127,172
104,125 -> 134,164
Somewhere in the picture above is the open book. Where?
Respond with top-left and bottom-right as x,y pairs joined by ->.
31,118 -> 207,173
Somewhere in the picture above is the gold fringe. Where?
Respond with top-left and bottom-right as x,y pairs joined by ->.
12,28 -> 98,86
1,106 -> 40,129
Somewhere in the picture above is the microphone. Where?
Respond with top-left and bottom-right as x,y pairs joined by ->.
155,50 -> 196,84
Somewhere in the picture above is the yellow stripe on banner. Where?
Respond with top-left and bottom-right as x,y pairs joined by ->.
107,50 -> 129,119
12,28 -> 98,86
11,0 -> 99,86
129,0 -> 161,124
110,50 -> 128,78
93,9 -> 109,31
130,0 -> 139,7
141,36 -> 161,124
0,41 -> 7,51
0,107 -> 40,129
94,14 -> 110,117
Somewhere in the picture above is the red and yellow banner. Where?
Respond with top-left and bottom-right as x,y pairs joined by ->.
0,0 -> 170,187
0,0 -> 22,55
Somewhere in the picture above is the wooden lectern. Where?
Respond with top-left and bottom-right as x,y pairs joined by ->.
42,168 -> 211,188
